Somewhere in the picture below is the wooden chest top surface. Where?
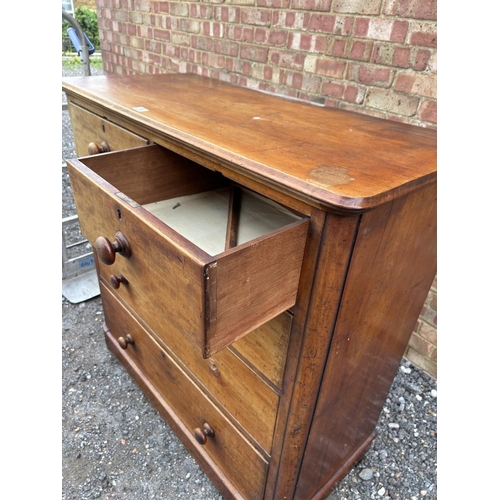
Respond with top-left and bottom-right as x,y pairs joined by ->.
62,73 -> 436,211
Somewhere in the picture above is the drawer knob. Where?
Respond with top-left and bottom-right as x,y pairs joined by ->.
117,333 -> 134,350
88,141 -> 110,155
95,231 -> 131,265
194,423 -> 215,445
110,273 -> 128,289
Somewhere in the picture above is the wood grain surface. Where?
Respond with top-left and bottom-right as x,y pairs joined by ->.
64,73 -> 437,500
62,73 -> 436,211
67,145 -> 308,359
295,182 -> 437,499
102,286 -> 269,500
68,101 -> 148,156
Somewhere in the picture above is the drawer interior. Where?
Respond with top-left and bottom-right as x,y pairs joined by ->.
81,143 -> 228,207
144,186 -> 301,256
82,144 -> 302,256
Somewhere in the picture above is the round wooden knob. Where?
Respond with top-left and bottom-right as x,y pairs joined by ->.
88,141 -> 110,155
194,423 -> 215,445
110,273 -> 128,289
95,231 -> 131,265
117,333 -> 134,350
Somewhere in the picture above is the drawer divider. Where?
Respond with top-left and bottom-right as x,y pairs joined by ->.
225,185 -> 242,250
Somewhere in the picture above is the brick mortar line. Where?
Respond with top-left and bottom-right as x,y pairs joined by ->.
104,9 -> 436,25
103,45 -> 428,76
106,32 -> 436,67
105,6 -> 436,22
103,47 -> 436,105
99,25 -> 437,53
407,338 -> 437,360
104,59 -> 435,127
103,28 -> 436,62
105,45 -> 433,95
106,52 -> 435,104
417,317 -> 437,330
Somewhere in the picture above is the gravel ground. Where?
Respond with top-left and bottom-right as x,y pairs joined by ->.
62,64 -> 437,500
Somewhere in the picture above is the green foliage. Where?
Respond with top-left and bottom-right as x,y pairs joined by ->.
62,6 -> 100,52
62,55 -> 103,71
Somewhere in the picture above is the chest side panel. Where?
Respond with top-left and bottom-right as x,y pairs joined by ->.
295,182 -> 437,499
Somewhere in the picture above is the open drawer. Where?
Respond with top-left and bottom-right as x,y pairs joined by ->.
67,144 -> 309,357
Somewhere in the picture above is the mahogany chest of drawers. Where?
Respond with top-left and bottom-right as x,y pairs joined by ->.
63,73 -> 437,500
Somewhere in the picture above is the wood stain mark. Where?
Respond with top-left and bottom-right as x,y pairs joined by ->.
307,165 -> 354,188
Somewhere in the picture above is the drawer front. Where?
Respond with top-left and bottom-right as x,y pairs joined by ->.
67,144 -> 309,358
67,101 -> 148,157
101,281 -> 280,452
101,285 -> 269,500
231,311 -> 292,391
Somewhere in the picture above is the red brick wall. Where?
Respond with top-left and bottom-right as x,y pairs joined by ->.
95,0 -> 437,378
408,275 -> 437,378
96,0 -> 436,127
